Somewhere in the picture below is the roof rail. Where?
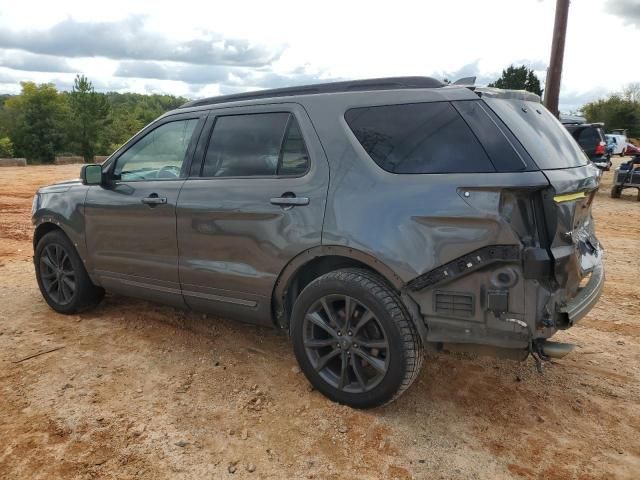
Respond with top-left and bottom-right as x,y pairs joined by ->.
180,76 -> 445,109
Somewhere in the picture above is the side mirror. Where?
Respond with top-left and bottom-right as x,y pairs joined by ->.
81,164 -> 103,185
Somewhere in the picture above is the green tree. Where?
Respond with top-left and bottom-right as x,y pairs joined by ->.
0,94 -> 12,138
4,82 -> 66,163
0,78 -> 188,161
582,93 -> 640,138
0,137 -> 14,157
488,65 -> 543,97
99,92 -> 187,153
67,74 -> 110,161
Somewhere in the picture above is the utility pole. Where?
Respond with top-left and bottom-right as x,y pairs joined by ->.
544,0 -> 570,118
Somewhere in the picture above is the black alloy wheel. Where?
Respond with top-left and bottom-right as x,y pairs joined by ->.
35,230 -> 104,314
39,243 -> 76,305
291,268 -> 423,408
302,294 -> 390,393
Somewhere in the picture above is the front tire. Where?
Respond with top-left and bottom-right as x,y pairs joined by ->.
291,268 -> 423,408
35,230 -> 104,314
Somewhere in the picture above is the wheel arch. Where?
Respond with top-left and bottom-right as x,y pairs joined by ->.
33,221 -> 68,250
32,219 -> 99,285
272,245 -> 405,331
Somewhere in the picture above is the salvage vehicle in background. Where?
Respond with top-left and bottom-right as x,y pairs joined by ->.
605,134 -> 628,156
625,142 -> 640,156
31,77 -> 605,408
611,154 -> 640,200
565,123 -> 611,170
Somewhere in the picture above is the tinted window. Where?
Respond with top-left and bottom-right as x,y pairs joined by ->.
577,128 -> 601,149
114,119 -> 198,181
485,99 -> 588,169
202,113 -> 309,177
344,102 -> 495,174
453,100 -> 532,172
278,118 -> 310,175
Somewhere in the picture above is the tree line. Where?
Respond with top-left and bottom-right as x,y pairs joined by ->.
582,83 -> 640,139
1,69 -> 638,162
0,75 -> 187,162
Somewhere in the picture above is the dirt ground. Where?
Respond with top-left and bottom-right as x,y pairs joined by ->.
0,162 -> 639,480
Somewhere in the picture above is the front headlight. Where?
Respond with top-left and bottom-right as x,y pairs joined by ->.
31,194 -> 39,215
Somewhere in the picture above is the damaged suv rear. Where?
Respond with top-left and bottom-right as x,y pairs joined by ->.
32,77 -> 604,408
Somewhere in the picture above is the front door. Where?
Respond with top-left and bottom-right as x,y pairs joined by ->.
85,113 -> 204,306
177,104 -> 329,324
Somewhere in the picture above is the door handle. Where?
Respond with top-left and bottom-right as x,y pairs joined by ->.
141,194 -> 167,206
270,196 -> 309,207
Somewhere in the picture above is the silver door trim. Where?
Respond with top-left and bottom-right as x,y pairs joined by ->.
182,289 -> 257,307
98,272 -> 257,307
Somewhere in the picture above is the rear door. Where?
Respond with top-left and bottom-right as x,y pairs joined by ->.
176,103 -> 329,325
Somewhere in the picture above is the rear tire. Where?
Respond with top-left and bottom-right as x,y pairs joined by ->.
291,268 -> 423,408
35,230 -> 104,314
611,185 -> 622,198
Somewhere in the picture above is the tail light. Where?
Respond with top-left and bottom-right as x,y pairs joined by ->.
595,142 -> 605,155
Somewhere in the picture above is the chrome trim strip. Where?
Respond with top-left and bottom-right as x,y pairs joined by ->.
182,290 -> 257,307
99,273 -> 257,308
112,277 -> 182,295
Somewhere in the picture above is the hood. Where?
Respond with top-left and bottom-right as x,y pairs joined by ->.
38,178 -> 82,194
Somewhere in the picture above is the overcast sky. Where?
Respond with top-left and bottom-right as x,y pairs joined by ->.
0,0 -> 638,112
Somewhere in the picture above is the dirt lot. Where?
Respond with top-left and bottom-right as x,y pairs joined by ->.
0,163 -> 639,480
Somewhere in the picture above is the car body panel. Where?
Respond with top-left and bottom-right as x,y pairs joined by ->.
84,179 -> 186,307
176,103 -> 330,325
32,180 -> 93,279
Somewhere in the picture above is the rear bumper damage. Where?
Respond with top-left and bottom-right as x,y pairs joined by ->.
403,244 -> 605,356
559,262 -> 605,325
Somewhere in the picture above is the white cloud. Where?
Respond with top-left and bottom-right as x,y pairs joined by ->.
0,0 -> 638,112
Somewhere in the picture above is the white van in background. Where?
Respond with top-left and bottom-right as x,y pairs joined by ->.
606,133 -> 628,156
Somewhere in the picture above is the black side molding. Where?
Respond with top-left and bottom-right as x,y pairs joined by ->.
407,245 -> 520,292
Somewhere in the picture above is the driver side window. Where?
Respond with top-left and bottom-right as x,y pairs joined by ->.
114,118 -> 198,181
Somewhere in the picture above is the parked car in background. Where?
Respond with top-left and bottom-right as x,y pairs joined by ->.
605,133 -> 628,156
625,142 -> 640,156
31,77 -> 605,408
565,123 -> 611,171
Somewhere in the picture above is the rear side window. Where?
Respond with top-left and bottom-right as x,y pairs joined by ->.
202,113 -> 310,177
279,117 -> 310,176
485,99 -> 588,169
345,102 -> 495,174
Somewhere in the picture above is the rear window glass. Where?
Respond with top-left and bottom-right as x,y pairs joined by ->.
577,128 -> 601,149
344,102 -> 495,174
485,99 -> 587,169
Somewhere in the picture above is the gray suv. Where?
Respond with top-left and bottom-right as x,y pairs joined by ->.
32,77 -> 605,408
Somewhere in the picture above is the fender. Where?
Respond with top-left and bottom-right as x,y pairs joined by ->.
32,185 -> 97,284
272,244 -> 405,326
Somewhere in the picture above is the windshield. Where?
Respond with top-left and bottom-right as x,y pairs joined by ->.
485,99 -> 588,170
